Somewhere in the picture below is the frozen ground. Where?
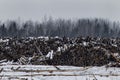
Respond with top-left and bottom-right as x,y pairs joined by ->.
0,63 -> 119,80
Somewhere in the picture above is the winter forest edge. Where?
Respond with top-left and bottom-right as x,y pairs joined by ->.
0,18 -> 120,38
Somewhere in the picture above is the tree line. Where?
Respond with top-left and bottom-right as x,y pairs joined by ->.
0,18 -> 120,38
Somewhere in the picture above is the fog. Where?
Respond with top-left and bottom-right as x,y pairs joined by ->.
0,0 -> 119,21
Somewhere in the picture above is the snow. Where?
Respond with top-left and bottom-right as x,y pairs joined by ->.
57,47 -> 61,52
44,37 -> 49,41
83,41 -> 88,46
113,53 -> 119,57
37,36 -> 49,41
55,36 -> 59,38
46,50 -> 54,59
0,64 -> 119,80
0,39 -> 9,43
64,44 -> 68,50
112,44 -> 117,47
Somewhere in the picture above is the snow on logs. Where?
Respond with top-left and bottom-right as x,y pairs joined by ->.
0,37 -> 120,67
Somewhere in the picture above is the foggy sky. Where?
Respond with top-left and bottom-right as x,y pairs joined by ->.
0,0 -> 120,21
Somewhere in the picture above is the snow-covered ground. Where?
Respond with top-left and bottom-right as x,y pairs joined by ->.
0,64 -> 119,80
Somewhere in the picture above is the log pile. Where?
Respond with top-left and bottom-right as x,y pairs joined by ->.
0,36 -> 120,67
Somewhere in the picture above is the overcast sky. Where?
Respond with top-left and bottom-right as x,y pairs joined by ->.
0,0 -> 120,22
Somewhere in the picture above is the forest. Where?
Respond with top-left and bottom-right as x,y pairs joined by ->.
0,18 -> 120,38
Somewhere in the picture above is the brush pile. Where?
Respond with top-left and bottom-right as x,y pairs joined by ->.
0,36 -> 120,67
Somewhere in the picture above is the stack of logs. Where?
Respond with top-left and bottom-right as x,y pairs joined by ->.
0,36 -> 120,67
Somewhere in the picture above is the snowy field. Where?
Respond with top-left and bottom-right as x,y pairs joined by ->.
0,63 -> 119,80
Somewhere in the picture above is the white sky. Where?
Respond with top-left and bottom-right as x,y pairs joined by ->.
0,0 -> 120,21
